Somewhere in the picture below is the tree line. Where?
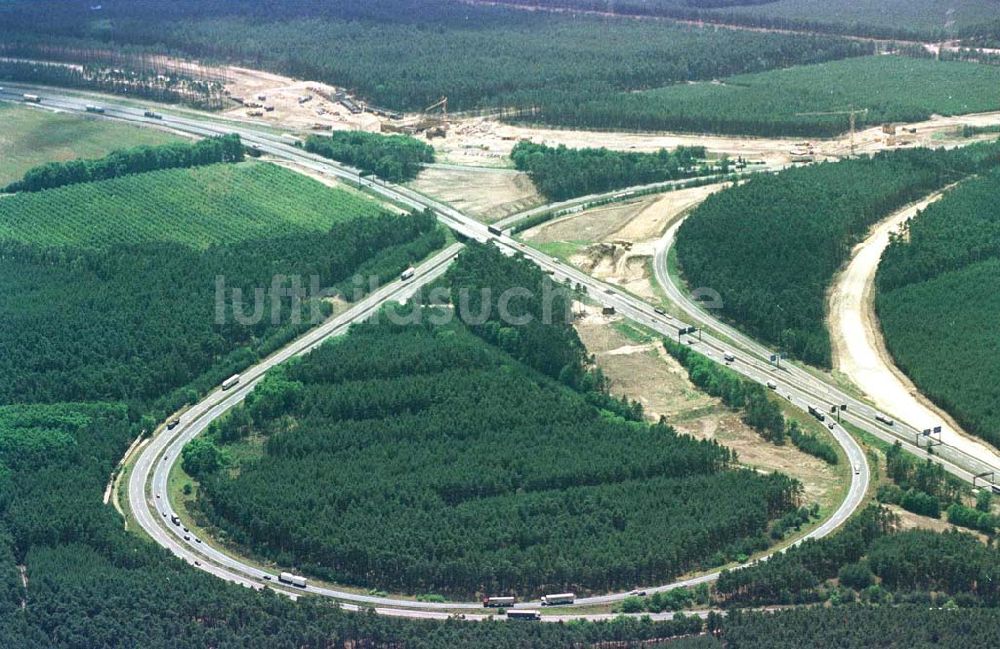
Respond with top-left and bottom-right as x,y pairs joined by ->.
5,134 -> 245,193
304,132 -> 434,183
663,338 -> 838,464
876,169 -> 1000,447
511,141 -> 711,201
676,143 -> 1000,366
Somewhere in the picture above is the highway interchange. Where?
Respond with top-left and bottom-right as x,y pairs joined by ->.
1,83 -> 996,621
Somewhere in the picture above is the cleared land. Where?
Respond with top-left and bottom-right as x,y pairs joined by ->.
873,170 -> 1000,451
574,313 -> 842,510
0,161 -> 384,249
523,183 -> 730,302
0,102 -> 181,186
407,166 -> 543,223
827,189 -> 1000,465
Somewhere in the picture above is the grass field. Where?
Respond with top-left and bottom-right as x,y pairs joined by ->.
629,56 -> 1000,137
0,161 -> 385,249
0,102 -> 181,186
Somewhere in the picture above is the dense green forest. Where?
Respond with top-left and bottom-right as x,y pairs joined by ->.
2,399 -> 996,645
0,162 -> 385,249
192,244 -> 801,597
304,132 -> 434,183
0,159 -> 442,413
664,339 -> 838,464
4,134 -> 244,193
511,141 -> 710,201
0,400 -> 719,648
533,56 -> 1000,137
1,1 -> 871,129
716,504 -> 1000,607
877,170 -> 1000,447
676,143 -> 1000,366
488,0 -> 1000,40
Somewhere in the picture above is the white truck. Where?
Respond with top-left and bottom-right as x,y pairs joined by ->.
221,374 -> 241,391
400,267 -> 416,281
22,94 -> 41,103
278,572 -> 308,588
506,610 -> 540,620
482,596 -> 516,608
540,592 -> 575,606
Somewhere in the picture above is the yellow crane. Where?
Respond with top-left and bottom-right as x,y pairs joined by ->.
796,107 -> 870,157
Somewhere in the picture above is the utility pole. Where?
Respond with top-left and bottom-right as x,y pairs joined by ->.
795,107 -> 870,157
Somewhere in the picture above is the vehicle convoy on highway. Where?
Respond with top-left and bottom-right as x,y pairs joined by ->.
5,7 -> 1000,638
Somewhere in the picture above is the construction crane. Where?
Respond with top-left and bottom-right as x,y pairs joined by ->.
796,107 -> 870,157
422,96 -> 448,138
425,96 -> 448,119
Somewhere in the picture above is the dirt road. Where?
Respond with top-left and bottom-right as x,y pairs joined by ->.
828,190 -> 1000,465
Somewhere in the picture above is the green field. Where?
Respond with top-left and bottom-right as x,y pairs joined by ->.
551,56 -> 1000,137
0,102 -> 180,186
0,162 -> 383,249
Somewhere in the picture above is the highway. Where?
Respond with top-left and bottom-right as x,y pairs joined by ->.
654,218 -> 1000,484
2,82 -> 967,620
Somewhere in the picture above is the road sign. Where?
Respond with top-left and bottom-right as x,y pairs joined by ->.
922,429 -> 932,436
933,426 -> 942,434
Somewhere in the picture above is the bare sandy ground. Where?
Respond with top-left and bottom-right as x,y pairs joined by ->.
522,182 -> 729,303
408,166 -> 543,222
575,315 -> 841,506
828,190 -> 1000,468
437,111 -> 1000,167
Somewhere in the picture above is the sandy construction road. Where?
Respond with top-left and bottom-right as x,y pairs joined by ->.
828,190 -> 1000,468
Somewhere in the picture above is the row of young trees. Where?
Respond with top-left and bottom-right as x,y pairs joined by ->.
304,132 -> 434,183
5,134 -> 245,193
676,143 -> 1000,366
0,59 -> 226,109
875,170 -> 1000,447
511,141 -> 711,201
663,339 -> 837,464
